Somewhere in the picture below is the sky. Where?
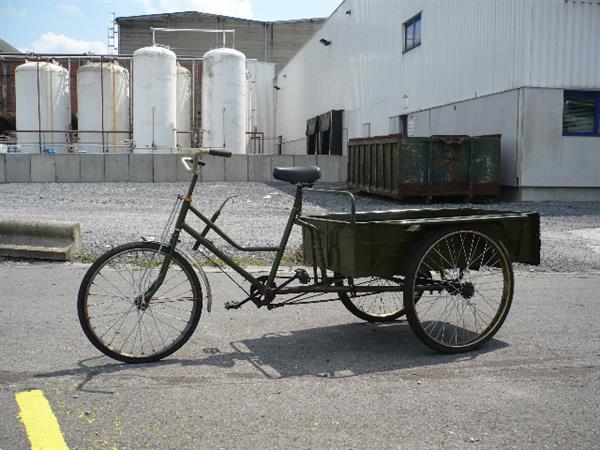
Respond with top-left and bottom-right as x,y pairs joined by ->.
0,0 -> 341,53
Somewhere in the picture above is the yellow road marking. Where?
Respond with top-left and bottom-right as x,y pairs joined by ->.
15,389 -> 69,450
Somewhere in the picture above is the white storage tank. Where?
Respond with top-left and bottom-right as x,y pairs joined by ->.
201,48 -> 247,154
176,64 -> 192,150
15,60 -> 71,153
132,46 -> 176,153
77,61 -> 130,153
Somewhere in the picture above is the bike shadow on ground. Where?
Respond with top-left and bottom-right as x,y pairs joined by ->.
35,320 -> 508,392
190,320 -> 509,379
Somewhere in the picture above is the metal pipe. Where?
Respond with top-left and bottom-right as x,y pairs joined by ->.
245,131 -> 265,154
100,57 -> 105,152
0,53 -> 255,62
1,60 -> 7,112
129,57 -> 133,150
35,58 -> 42,153
67,57 -> 73,148
191,59 -> 196,130
7,129 -> 131,133
151,106 -> 155,149
150,28 -> 236,48
304,188 -> 357,225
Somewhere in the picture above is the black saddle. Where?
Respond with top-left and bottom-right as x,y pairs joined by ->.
273,166 -> 321,184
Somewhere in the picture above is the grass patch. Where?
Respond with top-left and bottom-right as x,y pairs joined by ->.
77,245 -> 306,268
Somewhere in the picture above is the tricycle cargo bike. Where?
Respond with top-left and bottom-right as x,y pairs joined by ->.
78,149 -> 540,363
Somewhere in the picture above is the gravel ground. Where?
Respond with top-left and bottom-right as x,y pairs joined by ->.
1,182 -> 599,272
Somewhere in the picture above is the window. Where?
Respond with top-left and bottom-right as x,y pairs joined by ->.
563,91 -> 600,136
404,13 -> 421,52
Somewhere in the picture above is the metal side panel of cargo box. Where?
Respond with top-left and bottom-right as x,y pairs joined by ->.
302,208 -> 540,278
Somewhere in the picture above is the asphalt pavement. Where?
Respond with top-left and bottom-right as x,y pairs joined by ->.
1,263 -> 599,449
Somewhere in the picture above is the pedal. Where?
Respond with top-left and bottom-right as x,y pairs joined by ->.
295,268 -> 310,284
224,300 -> 245,310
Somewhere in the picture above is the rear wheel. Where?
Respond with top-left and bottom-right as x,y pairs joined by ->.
403,229 -> 513,353
338,276 -> 405,322
78,241 -> 202,363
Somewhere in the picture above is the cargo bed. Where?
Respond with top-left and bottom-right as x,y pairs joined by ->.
302,208 -> 540,277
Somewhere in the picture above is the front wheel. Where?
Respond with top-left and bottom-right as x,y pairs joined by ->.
78,242 -> 203,363
403,229 -> 513,353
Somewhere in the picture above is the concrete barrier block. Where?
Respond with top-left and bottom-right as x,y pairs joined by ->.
316,155 -> 342,183
293,155 -> 318,167
81,154 -> 105,182
154,154 -> 179,182
105,154 -> 129,182
0,154 -> 5,183
224,155 -> 248,181
129,154 -> 154,182
270,155 -> 295,181
55,154 -> 80,182
200,155 -> 225,182
247,155 -> 272,182
6,154 -> 31,183
0,219 -> 80,261
31,154 -> 56,182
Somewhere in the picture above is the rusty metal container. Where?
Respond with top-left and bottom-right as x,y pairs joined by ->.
347,134 -> 500,199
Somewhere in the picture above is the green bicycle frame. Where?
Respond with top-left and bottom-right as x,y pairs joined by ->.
148,165 -> 406,303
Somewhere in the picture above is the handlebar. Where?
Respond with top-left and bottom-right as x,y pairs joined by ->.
181,148 -> 232,174
208,149 -> 232,158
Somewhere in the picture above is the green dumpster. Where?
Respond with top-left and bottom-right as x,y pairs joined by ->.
347,134 -> 501,199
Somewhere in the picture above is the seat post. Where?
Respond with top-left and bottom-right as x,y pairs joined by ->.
293,183 -> 304,214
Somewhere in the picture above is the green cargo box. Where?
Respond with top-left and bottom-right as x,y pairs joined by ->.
302,208 -> 540,278
347,134 -> 501,199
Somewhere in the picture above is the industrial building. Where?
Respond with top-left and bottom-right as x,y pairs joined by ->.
2,2 -> 599,196
116,12 -> 325,72
275,0 -> 600,200
0,11 -> 325,157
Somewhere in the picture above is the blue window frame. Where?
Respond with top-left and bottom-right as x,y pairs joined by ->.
563,90 -> 600,136
404,13 -> 421,52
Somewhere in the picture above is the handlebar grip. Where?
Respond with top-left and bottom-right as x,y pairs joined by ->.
208,149 -> 232,158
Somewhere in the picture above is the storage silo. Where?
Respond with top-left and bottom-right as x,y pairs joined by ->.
77,61 -> 130,153
201,48 -> 247,154
15,60 -> 71,153
176,64 -> 192,150
132,46 -> 176,153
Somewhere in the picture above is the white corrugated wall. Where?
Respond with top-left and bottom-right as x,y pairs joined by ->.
276,0 -> 600,147
247,60 -> 276,154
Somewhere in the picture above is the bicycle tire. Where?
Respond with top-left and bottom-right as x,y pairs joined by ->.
403,228 -> 513,353
78,241 -> 202,363
338,276 -> 406,322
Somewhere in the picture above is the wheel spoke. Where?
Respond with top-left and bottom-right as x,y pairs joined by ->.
79,244 -> 200,362
409,230 -> 512,352
340,276 -> 405,321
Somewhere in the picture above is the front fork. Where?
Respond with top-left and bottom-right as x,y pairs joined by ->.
137,175 -> 198,309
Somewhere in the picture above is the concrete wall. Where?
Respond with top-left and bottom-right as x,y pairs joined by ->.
389,87 -> 600,199
0,154 -> 346,183
407,89 -> 520,187
519,88 -> 600,188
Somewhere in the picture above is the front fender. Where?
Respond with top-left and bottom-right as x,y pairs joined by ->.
176,247 -> 213,314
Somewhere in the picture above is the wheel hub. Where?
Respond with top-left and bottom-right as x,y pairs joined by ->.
445,280 -> 475,299
134,294 -> 149,310
460,282 -> 475,299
